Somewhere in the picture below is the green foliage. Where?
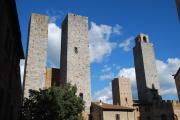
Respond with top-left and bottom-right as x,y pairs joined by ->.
21,84 -> 85,120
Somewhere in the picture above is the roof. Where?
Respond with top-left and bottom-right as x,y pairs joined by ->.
174,67 -> 180,79
91,102 -> 134,111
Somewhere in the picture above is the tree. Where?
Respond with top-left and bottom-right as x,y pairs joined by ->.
21,84 -> 85,120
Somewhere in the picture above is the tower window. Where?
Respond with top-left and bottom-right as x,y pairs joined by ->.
79,93 -> 83,100
74,47 -> 78,54
125,97 -> 128,103
143,36 -> 147,42
116,114 -> 120,120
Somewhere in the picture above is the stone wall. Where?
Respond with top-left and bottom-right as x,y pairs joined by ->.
133,33 -> 161,103
112,77 -> 133,107
45,68 -> 60,88
23,13 -> 48,97
60,13 -> 91,113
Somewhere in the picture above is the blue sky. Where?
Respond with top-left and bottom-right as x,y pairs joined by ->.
17,0 -> 180,102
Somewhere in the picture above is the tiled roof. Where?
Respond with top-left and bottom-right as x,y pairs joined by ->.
91,102 -> 134,111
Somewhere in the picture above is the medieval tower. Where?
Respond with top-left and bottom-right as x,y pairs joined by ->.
60,13 -> 91,113
112,77 -> 133,107
23,13 -> 49,97
133,33 -> 161,103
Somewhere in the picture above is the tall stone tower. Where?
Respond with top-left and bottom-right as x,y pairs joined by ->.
133,33 -> 161,103
60,13 -> 91,113
112,77 -> 133,107
23,13 -> 48,97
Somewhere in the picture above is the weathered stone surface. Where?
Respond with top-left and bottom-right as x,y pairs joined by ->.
23,13 -> 48,97
133,33 -> 161,103
60,13 -> 91,113
112,77 -> 133,107
45,68 -> 60,88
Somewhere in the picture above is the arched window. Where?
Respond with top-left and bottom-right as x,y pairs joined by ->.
143,36 -> 147,43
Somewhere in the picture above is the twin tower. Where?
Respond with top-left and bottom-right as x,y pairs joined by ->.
23,13 -> 91,112
23,13 -> 161,114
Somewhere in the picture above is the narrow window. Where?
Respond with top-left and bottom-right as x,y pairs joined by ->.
116,114 -> 120,120
79,93 -> 83,100
74,47 -> 78,54
125,97 -> 128,103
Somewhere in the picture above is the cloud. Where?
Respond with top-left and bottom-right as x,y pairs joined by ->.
100,73 -> 115,81
46,10 -> 64,23
47,23 -> 61,68
93,83 -> 112,103
47,21 -> 123,67
156,58 -> 180,98
99,65 -> 116,80
119,36 -> 134,52
89,22 -> 122,63
20,59 -> 25,84
93,58 -> 180,103
113,24 -> 123,35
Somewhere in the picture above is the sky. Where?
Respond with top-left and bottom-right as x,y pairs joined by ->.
17,0 -> 180,103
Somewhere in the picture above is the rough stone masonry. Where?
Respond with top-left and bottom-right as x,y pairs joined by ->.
60,13 -> 91,113
23,13 -> 49,97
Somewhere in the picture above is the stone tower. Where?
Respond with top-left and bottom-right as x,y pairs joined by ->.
112,77 -> 133,107
60,13 -> 91,113
23,13 -> 48,97
133,33 -> 161,103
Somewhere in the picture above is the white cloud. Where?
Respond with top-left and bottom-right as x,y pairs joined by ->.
156,58 -> 180,98
100,65 -> 115,80
47,21 -> 122,67
119,36 -> 134,52
93,58 -> 180,103
20,59 -> 25,84
89,22 -> 122,63
46,10 -> 64,23
100,74 -> 115,81
113,24 -> 123,35
93,83 -> 112,103
47,23 -> 61,68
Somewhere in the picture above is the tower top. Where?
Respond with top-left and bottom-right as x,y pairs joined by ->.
135,33 -> 150,45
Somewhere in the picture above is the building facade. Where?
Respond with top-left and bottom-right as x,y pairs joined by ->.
23,13 -> 49,97
90,102 -> 135,120
0,0 -> 24,119
45,68 -> 60,88
175,68 -> 180,101
112,77 -> 133,107
133,34 -> 180,120
133,33 -> 161,103
60,13 -> 91,113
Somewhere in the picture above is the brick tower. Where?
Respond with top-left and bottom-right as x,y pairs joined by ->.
23,13 -> 49,97
133,33 -> 161,103
60,13 -> 91,113
112,77 -> 133,107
